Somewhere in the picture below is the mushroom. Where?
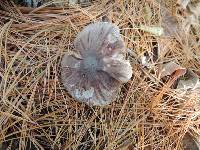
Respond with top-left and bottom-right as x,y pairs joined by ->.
61,22 -> 132,106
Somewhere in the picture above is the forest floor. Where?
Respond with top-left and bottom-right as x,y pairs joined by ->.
0,0 -> 200,149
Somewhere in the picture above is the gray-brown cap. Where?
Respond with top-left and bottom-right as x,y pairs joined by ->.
61,22 -> 132,106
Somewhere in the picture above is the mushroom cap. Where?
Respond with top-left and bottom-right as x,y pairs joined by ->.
61,22 -> 132,106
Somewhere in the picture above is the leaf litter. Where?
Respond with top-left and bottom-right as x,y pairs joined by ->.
0,0 -> 200,149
